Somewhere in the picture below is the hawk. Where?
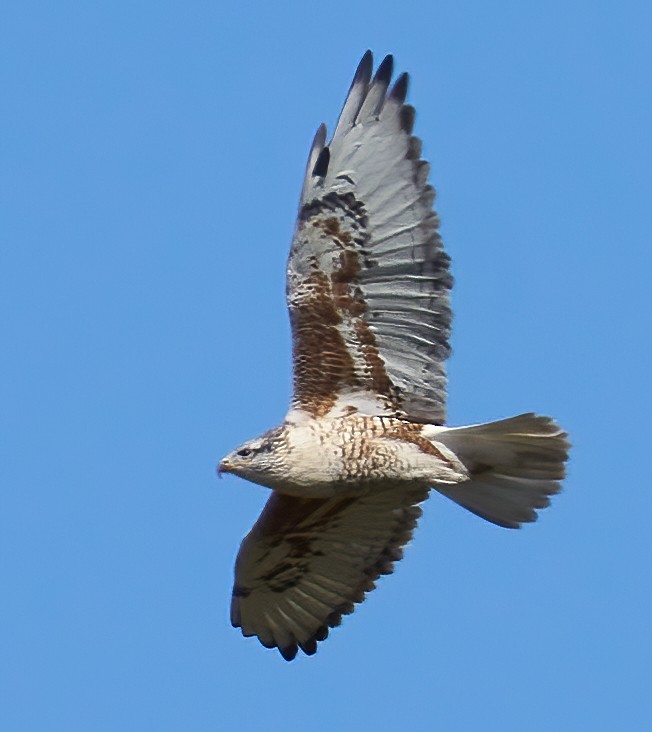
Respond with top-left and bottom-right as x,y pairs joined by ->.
218,51 -> 569,660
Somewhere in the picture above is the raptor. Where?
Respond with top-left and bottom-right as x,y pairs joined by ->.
219,51 -> 569,660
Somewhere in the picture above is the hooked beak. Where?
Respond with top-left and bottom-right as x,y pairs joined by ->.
217,459 -> 232,478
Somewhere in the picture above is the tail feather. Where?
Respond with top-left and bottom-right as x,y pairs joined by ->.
432,413 -> 570,529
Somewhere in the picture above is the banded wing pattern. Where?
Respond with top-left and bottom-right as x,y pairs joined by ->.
231,485 -> 428,660
287,51 -> 452,424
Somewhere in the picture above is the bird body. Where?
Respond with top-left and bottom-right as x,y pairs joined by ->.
220,414 -> 468,497
218,51 -> 569,660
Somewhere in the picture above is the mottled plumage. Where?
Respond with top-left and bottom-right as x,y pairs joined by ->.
218,52 -> 569,661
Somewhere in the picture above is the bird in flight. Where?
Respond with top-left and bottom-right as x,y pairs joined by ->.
218,51 -> 569,661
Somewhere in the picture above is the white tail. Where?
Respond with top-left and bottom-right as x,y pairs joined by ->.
432,413 -> 570,528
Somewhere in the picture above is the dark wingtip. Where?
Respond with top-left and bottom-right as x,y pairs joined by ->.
389,72 -> 409,104
279,643 -> 299,662
299,638 -> 318,656
312,146 -> 330,177
354,50 -> 373,86
399,104 -> 416,134
374,54 -> 394,85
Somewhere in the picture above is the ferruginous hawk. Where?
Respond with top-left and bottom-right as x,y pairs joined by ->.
218,51 -> 569,660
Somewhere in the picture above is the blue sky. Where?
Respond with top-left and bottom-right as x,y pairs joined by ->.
2,1 -> 651,729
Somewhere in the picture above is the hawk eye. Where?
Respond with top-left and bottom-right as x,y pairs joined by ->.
237,448 -> 253,457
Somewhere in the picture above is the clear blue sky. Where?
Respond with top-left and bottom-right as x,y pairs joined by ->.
2,1 -> 650,730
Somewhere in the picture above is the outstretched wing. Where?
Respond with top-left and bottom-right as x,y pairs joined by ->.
231,485 -> 428,660
287,52 -> 452,424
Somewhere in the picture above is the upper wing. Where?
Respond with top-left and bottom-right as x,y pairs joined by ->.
231,484 -> 428,660
287,52 -> 452,424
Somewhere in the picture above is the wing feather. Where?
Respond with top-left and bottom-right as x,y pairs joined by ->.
231,485 -> 428,660
300,123 -> 327,201
332,50 -> 373,136
288,52 -> 452,424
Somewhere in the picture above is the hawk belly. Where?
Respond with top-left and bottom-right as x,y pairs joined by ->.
279,415 -> 469,498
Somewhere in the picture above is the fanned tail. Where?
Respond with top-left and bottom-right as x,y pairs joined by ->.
432,414 -> 570,528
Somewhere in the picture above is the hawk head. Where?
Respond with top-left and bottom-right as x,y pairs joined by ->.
218,428 -> 289,489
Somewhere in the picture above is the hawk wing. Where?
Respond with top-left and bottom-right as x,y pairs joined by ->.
231,485 -> 428,660
287,52 -> 452,424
